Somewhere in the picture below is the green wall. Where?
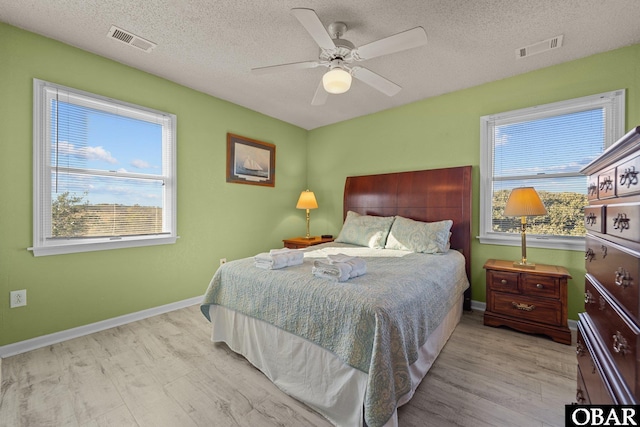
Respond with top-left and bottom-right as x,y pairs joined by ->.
307,43 -> 640,321
0,23 -> 308,346
2,20 -> 639,347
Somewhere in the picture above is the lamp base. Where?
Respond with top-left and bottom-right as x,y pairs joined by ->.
513,261 -> 536,269
301,236 -> 316,240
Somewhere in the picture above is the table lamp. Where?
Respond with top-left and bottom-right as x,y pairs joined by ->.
503,187 -> 547,268
296,190 -> 318,239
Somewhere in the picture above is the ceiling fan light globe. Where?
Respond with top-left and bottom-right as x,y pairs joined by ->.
322,68 -> 351,94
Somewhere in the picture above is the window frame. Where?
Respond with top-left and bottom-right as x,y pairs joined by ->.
479,90 -> 625,251
30,79 -> 178,256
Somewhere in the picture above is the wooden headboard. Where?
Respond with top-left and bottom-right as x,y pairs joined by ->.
343,165 -> 472,310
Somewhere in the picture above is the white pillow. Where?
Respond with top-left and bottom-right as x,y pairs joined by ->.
335,211 -> 395,249
384,216 -> 452,253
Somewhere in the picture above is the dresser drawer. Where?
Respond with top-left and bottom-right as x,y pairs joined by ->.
607,204 -> 640,243
490,292 -> 562,326
487,270 -> 519,293
586,235 -> 640,321
598,167 -> 617,199
585,205 -> 605,234
577,319 -> 614,404
585,278 -> 640,398
521,274 -> 560,299
617,154 -> 640,197
588,175 -> 599,201
576,365 -> 590,404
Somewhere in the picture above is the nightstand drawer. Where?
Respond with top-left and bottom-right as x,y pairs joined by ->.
521,274 -> 560,299
487,270 -> 519,293
490,292 -> 562,326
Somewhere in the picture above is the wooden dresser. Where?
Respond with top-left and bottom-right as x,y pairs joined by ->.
578,126 -> 640,405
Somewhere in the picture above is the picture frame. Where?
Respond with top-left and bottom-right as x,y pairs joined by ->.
226,133 -> 276,187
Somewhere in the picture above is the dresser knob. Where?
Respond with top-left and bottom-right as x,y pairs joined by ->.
500,279 -> 507,284
615,267 -> 633,288
536,283 -> 543,289
585,290 -> 595,304
585,248 -> 595,262
612,331 -> 629,355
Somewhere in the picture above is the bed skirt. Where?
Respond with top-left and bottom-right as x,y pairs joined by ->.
207,294 -> 463,427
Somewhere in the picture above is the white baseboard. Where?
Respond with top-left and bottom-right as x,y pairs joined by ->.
0,296 -> 202,358
469,299 -> 578,331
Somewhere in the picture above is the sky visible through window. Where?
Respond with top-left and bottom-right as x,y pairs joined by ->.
52,101 -> 163,207
492,108 -> 605,194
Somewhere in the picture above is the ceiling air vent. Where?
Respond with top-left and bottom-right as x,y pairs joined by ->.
107,25 -> 157,53
516,35 -> 563,59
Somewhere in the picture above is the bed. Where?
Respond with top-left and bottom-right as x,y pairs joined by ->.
201,166 -> 472,427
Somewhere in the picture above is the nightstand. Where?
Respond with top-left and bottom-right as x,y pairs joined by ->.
483,259 -> 572,345
282,236 -> 334,249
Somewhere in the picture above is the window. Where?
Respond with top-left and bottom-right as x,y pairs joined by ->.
31,79 -> 177,256
480,90 -> 625,251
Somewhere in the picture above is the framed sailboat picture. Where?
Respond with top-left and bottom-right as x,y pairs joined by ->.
226,133 -> 276,187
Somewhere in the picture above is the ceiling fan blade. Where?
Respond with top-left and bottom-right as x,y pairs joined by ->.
290,8 -> 336,51
351,27 -> 427,61
311,80 -> 328,106
351,67 -> 401,97
251,60 -> 322,74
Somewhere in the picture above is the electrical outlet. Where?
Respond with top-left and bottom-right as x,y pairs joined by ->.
220,258 -> 227,266
10,290 -> 27,308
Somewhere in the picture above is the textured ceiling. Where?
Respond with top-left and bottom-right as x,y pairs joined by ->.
2,0 -> 640,130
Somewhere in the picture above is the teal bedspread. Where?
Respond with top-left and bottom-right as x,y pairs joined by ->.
200,242 -> 469,427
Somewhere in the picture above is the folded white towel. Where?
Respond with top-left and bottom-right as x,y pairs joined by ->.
326,253 -> 367,278
312,260 -> 352,282
254,249 -> 304,270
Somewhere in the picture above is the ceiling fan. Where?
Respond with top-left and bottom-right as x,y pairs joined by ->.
251,8 -> 428,106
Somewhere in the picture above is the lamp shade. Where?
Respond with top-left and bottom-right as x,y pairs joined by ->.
503,187 -> 547,217
296,190 -> 318,209
322,68 -> 352,94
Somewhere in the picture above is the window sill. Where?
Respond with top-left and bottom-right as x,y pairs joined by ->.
478,234 -> 584,251
29,235 -> 178,257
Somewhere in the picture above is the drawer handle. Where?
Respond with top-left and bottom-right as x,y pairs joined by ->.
588,183 -> 597,196
585,248 -> 595,262
613,213 -> 630,232
599,296 -> 607,311
585,290 -> 595,304
600,176 -> 613,191
576,388 -> 586,404
535,283 -> 544,289
612,331 -> 629,355
614,267 -> 632,288
620,166 -> 639,188
512,302 -> 535,312
500,279 -> 507,285
601,245 -> 608,259
586,212 -> 597,226
576,341 -> 585,357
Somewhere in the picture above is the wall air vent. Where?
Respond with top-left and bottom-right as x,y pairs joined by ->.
107,25 -> 157,53
516,35 -> 563,59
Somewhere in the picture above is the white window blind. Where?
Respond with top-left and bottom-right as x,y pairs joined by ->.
32,79 -> 177,256
479,90 -> 625,250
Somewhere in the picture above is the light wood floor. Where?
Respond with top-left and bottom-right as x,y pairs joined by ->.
0,306 -> 576,426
